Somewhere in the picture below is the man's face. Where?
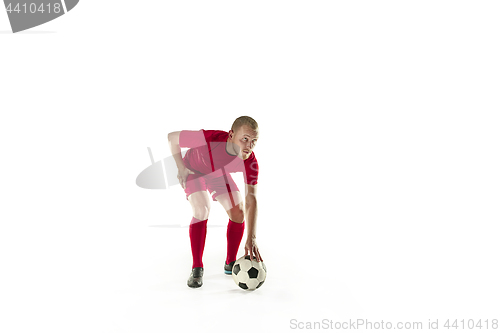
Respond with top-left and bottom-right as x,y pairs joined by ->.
228,125 -> 259,160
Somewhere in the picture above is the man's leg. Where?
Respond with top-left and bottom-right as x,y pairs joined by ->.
216,191 -> 246,273
186,190 -> 210,288
188,191 -> 211,268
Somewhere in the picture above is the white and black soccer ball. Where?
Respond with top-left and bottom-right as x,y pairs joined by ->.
232,255 -> 267,290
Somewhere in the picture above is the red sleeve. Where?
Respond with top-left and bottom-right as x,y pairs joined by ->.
179,130 -> 222,148
179,130 -> 207,148
244,155 -> 259,185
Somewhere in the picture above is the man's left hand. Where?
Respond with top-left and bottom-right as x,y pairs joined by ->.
244,237 -> 263,262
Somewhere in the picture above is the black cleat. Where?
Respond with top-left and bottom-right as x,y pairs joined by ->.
224,260 -> 235,275
187,267 -> 204,288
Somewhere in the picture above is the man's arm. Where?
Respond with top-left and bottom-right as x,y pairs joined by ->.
168,131 -> 186,170
168,131 -> 194,189
245,184 -> 258,238
244,184 -> 263,261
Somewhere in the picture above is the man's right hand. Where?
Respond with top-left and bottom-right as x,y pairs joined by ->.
177,166 -> 195,189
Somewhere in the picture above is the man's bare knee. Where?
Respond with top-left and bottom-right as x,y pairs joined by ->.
228,203 -> 244,223
188,192 -> 211,220
192,204 -> 210,220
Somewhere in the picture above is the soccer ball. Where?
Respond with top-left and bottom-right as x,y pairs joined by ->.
232,255 -> 267,290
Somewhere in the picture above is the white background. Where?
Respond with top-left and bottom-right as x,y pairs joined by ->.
1,1 -> 499,332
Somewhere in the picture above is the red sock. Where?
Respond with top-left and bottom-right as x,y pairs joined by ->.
226,219 -> 245,265
189,217 -> 207,268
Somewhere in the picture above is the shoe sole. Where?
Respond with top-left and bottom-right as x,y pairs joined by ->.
224,269 -> 232,275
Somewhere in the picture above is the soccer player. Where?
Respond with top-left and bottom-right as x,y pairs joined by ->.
167,116 -> 263,288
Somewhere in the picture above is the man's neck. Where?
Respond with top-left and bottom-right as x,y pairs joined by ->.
226,138 -> 237,156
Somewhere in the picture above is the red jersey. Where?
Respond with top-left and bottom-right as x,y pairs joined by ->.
179,130 -> 259,185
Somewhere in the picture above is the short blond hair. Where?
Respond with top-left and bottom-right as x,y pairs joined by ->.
231,116 -> 259,133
